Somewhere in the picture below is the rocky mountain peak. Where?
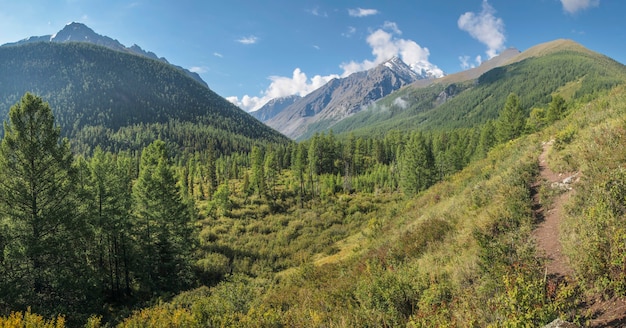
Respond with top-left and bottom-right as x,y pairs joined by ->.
3,23 -> 208,88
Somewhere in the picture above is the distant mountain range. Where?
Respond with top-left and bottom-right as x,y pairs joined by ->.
2,22 -> 208,88
253,56 -> 433,139
325,39 -> 626,138
0,26 -> 288,154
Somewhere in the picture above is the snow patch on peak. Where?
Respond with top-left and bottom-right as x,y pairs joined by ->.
381,56 -> 445,80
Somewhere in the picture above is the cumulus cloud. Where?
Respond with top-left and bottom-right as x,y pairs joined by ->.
458,0 -> 506,59
340,24 -> 443,78
348,8 -> 379,17
560,0 -> 599,14
229,22 -> 444,112
236,36 -> 258,45
228,69 -> 339,112
213,52 -> 223,58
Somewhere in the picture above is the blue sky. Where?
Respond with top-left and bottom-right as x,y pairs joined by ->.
0,0 -> 623,112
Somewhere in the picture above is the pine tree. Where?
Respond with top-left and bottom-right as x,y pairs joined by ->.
0,93 -> 96,316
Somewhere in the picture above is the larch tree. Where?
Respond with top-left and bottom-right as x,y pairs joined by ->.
496,93 -> 526,143
132,140 -> 195,294
400,132 -> 435,194
0,93 -> 96,316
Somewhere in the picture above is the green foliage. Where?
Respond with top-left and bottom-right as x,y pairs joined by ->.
327,49 -> 626,138
400,132 -> 435,194
0,93 -> 97,320
0,42 -> 288,156
547,94 -> 567,123
132,140 -> 196,294
496,93 -> 526,143
0,309 -> 66,327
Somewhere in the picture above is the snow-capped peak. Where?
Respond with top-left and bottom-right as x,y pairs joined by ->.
381,56 -> 445,80
382,56 -> 445,80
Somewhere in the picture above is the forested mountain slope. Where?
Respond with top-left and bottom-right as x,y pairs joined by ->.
3,22 -> 208,87
0,42 -> 288,154
2,36 -> 626,326
327,39 -> 626,138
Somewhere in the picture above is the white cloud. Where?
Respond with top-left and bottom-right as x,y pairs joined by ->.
383,21 -> 402,35
310,7 -> 328,17
393,97 -> 408,109
213,52 -> 223,58
229,22 -> 444,112
459,55 -> 483,70
189,66 -> 208,73
236,36 -> 258,45
228,69 -> 339,112
340,26 -> 443,78
313,45 -> 320,50
348,8 -> 379,17
459,55 -> 472,70
458,0 -> 506,59
342,26 -> 357,38
560,0 -> 599,14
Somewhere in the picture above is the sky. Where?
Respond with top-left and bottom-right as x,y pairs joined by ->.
0,0 -> 624,112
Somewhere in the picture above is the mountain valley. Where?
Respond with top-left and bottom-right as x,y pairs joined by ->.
1,23 -> 626,328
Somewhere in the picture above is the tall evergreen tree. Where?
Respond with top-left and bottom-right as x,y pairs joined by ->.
0,93 -> 96,317
496,93 -> 525,143
86,148 -> 134,300
132,140 -> 195,294
250,145 -> 266,197
546,94 -> 566,123
400,132 -> 435,194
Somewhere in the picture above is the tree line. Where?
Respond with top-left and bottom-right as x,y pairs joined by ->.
0,91 -> 567,324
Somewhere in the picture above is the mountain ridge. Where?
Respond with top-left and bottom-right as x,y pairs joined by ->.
0,41 -> 288,154
258,56 -> 432,139
2,22 -> 208,88
325,39 -> 626,138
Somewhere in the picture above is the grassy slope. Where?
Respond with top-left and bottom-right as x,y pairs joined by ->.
327,40 -> 626,139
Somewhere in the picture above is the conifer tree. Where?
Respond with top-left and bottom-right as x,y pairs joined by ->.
250,145 -> 266,197
546,94 -> 566,123
0,93 -> 95,316
496,93 -> 525,143
400,132 -> 435,194
132,140 -> 195,293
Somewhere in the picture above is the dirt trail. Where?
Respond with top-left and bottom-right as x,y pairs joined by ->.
533,141 -> 626,327
532,140 -> 574,277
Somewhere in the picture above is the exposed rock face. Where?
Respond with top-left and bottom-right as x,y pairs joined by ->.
263,57 -> 429,139
250,95 -> 301,122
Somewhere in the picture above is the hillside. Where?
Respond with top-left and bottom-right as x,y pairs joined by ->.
2,38 -> 626,327
0,41 -> 288,154
327,39 -> 626,138
3,22 -> 208,87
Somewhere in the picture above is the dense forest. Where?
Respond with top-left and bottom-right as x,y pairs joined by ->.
2,40 -> 626,327
0,42 -> 288,155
